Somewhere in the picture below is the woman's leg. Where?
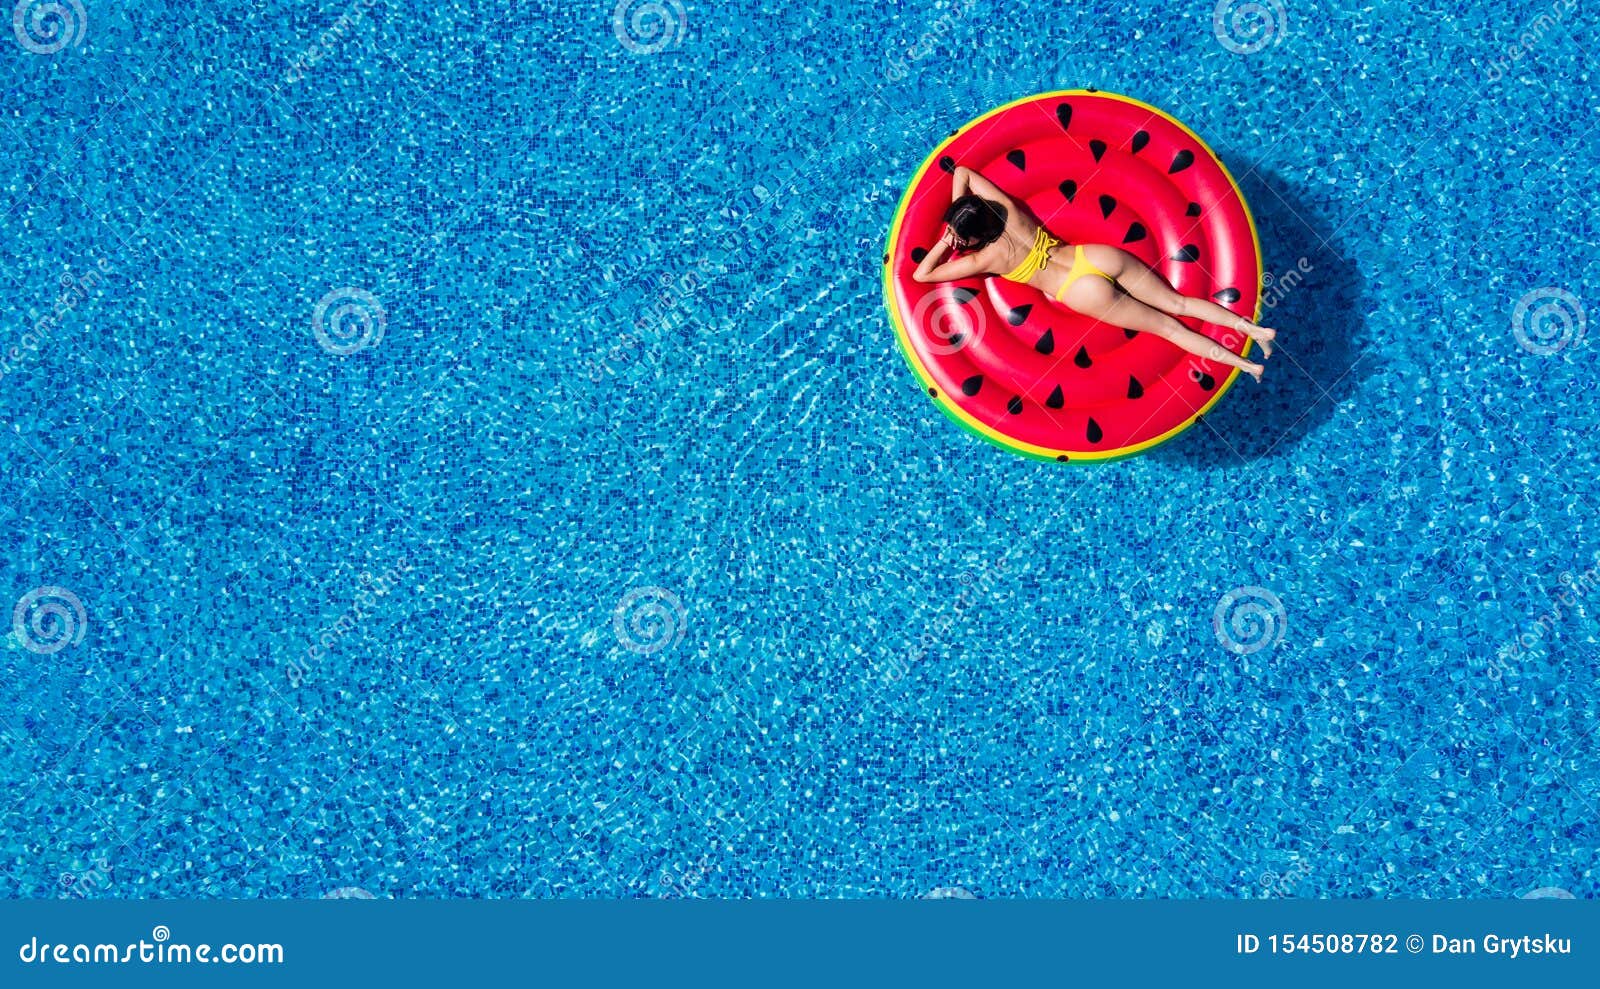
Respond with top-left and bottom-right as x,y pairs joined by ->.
1070,288 -> 1265,383
1090,246 -> 1277,357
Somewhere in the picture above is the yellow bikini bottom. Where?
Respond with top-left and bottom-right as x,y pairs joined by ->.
1053,244 -> 1115,300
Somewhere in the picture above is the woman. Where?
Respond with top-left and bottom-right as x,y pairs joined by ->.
913,166 -> 1276,382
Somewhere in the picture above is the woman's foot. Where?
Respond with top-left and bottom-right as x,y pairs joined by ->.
1238,321 -> 1277,359
1244,362 -> 1265,384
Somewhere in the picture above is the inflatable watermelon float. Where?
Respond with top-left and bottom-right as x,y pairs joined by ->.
883,89 -> 1263,462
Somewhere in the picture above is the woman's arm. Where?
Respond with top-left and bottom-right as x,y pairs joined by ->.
912,230 -> 988,283
952,165 -> 1016,212
951,165 -> 971,201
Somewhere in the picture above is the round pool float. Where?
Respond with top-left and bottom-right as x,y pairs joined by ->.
883,89 -> 1263,462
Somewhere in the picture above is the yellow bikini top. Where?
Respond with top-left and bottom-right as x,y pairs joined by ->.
1000,227 -> 1061,283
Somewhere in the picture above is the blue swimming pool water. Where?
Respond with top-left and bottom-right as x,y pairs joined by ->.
2,0 -> 1596,898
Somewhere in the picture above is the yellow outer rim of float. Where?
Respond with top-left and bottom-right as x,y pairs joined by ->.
882,88 -> 1264,463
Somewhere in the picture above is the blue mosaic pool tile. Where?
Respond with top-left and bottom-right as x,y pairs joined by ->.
2,0 -> 1597,900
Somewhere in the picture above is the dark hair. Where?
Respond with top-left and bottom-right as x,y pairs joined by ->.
944,195 -> 1007,251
